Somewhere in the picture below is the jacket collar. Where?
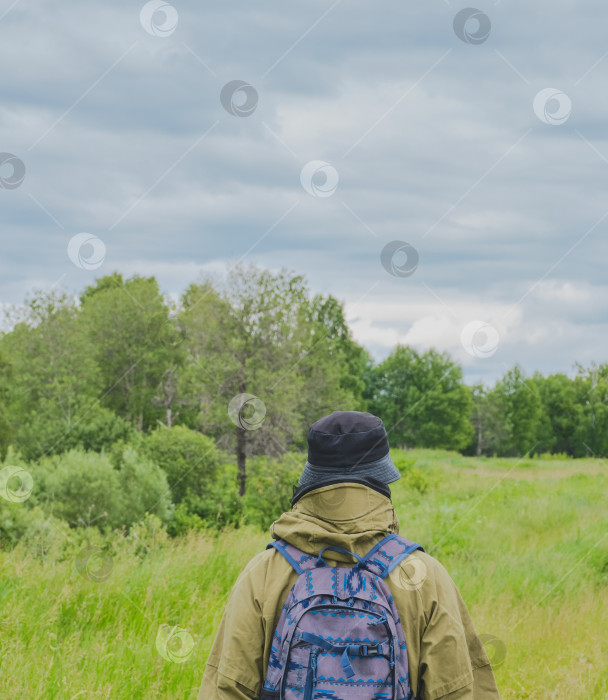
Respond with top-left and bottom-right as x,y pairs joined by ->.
270,483 -> 400,562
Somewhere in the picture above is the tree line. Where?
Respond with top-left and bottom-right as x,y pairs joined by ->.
0,264 -> 606,503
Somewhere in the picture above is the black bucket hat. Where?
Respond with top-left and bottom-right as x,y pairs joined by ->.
298,410 -> 401,487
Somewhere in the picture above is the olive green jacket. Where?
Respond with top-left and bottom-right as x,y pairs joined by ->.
199,483 -> 500,699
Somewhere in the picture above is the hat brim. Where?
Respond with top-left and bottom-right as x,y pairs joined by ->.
298,453 -> 402,487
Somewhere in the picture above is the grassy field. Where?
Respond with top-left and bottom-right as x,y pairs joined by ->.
1,450 -> 607,699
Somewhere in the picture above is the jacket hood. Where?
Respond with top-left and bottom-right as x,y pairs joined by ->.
269,482 -> 400,564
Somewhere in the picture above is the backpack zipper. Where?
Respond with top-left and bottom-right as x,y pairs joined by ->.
303,648 -> 319,700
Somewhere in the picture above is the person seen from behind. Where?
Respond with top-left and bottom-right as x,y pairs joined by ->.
199,411 -> 500,699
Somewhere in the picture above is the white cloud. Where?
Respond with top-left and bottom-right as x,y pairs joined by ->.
1,0 -> 607,384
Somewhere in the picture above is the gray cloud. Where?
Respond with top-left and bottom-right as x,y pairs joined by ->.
1,0 -> 607,384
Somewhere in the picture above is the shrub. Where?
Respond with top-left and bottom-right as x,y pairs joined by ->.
167,503 -> 208,537
143,426 -> 223,505
15,508 -> 73,561
15,405 -> 133,463
402,466 -> 433,494
390,450 -> 437,494
0,500 -> 32,550
114,446 -> 173,526
168,461 -> 242,535
390,451 -> 418,473
34,448 -> 172,530
126,513 -> 169,557
243,454 -> 302,530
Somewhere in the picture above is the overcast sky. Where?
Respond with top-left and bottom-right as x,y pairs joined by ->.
1,0 -> 607,385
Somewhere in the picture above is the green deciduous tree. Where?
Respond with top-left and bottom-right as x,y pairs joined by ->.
0,289 -> 114,461
465,383 -> 516,457
179,265 -> 367,495
367,346 -> 473,450
0,350 -> 12,461
532,372 -> 581,456
573,363 -> 608,458
298,293 -> 370,429
493,366 -> 543,457
179,266 -> 310,496
80,274 -> 183,432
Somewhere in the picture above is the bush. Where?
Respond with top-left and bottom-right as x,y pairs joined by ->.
34,448 -> 172,530
126,513 -> 169,557
115,446 -> 174,525
15,405 -> 133,463
167,503 -> 208,537
243,454 -> 302,530
0,500 -> 32,549
167,461 -> 242,535
143,426 -> 223,506
390,451 -> 418,473
402,466 -> 433,494
390,450 -> 437,494
15,508 -> 73,561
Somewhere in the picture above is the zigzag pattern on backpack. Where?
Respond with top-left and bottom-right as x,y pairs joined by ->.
260,533 -> 424,700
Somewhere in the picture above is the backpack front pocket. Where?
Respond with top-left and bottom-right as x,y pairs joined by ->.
280,642 -> 313,697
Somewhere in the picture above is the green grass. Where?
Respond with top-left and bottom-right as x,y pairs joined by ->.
1,450 -> 608,698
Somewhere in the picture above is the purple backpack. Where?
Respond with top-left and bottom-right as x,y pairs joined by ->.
261,533 -> 424,700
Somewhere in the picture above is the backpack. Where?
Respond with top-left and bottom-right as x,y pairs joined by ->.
261,533 -> 424,700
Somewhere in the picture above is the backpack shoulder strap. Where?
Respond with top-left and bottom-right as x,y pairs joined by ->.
266,538 -> 318,574
267,534 -> 424,579
359,533 -> 424,579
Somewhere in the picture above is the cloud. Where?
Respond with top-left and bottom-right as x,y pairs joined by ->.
1,0 -> 607,385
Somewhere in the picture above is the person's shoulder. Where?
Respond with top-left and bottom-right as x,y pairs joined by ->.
388,545 -> 459,597
236,542 -> 293,582
415,550 -> 454,579
238,546 -> 275,576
